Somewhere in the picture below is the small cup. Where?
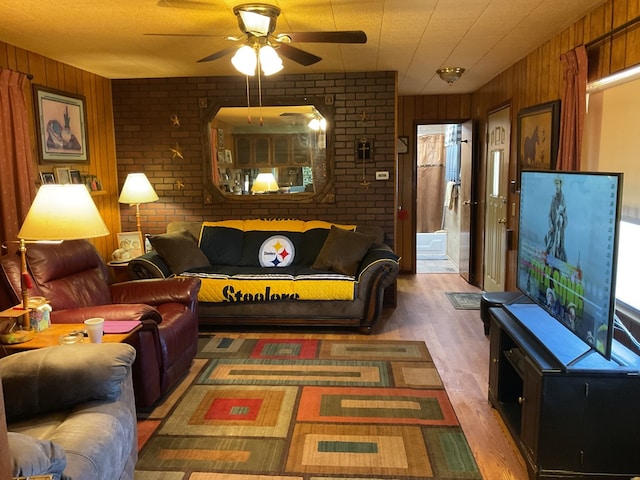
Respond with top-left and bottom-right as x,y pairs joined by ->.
84,317 -> 105,343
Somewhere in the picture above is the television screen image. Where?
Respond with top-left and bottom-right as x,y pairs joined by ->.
517,171 -> 623,359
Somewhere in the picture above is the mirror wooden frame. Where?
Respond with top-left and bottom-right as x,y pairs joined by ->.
201,96 -> 336,203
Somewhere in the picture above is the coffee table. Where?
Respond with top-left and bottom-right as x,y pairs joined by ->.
1,322 -> 140,351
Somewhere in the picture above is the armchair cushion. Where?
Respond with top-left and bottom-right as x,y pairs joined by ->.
148,229 -> 210,274
0,343 -> 136,423
8,432 -> 67,479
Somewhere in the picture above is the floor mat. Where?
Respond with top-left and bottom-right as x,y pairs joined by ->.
445,291 -> 482,310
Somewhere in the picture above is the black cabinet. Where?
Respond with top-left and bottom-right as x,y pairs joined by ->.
489,305 -> 640,479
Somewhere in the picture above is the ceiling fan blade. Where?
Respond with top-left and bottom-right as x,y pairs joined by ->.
197,45 -> 239,63
144,33 -> 217,37
157,0 -> 214,9
276,43 -> 322,66
278,31 -> 367,44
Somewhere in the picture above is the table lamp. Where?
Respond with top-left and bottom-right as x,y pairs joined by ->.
118,173 -> 159,232
16,184 -> 110,329
251,172 -> 279,194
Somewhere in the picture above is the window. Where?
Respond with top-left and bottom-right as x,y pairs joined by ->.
584,68 -> 640,323
616,220 -> 640,312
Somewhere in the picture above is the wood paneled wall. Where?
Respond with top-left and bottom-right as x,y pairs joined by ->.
0,41 -> 120,261
399,0 -> 640,289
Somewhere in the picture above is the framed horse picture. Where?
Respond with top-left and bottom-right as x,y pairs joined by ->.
516,100 -> 560,191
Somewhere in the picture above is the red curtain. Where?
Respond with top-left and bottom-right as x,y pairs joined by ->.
0,69 -> 36,243
556,45 -> 588,171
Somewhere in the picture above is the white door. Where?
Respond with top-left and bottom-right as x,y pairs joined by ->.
483,106 -> 510,292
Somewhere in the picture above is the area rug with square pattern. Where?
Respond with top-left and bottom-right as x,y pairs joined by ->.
135,336 -> 482,480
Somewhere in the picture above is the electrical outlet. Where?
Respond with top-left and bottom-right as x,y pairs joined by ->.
376,171 -> 389,180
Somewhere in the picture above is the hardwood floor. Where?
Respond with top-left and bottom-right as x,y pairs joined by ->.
144,272 -> 528,479
384,273 -> 528,480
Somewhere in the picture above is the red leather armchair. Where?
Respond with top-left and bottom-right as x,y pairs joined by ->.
0,239 -> 201,409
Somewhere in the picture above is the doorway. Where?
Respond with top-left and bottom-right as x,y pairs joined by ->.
415,123 -> 462,274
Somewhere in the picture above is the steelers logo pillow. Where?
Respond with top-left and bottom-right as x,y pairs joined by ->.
259,235 -> 295,267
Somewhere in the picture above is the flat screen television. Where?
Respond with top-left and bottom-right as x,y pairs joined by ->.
516,170 -> 623,360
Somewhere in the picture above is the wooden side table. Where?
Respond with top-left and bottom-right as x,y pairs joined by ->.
0,323 -> 140,353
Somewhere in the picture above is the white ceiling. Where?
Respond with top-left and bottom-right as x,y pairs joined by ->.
0,0 -> 605,95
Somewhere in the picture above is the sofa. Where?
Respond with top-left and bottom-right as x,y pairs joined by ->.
0,240 -> 201,408
1,343 -> 137,480
129,219 -> 400,333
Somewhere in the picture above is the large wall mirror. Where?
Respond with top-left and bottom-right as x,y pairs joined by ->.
202,97 -> 334,203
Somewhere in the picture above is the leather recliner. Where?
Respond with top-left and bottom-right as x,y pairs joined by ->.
0,239 -> 201,408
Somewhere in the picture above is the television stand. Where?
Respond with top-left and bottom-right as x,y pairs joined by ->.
488,304 -> 640,480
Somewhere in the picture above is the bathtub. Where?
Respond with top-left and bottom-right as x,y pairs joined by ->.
416,231 -> 447,260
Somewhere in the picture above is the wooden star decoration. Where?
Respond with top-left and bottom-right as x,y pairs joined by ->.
360,177 -> 370,189
170,143 -> 183,160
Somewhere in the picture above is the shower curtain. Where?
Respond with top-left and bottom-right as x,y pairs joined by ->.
416,134 -> 445,233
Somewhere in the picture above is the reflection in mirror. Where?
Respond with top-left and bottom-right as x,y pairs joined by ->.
206,103 -> 329,200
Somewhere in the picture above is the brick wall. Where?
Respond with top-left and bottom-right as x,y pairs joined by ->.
112,71 -> 397,246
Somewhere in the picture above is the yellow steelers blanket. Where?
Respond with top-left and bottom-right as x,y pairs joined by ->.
179,272 -> 356,303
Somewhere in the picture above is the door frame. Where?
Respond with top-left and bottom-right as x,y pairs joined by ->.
405,119 -> 478,281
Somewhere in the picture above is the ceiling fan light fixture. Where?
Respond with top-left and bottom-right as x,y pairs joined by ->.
436,67 -> 465,85
259,45 -> 283,75
234,4 -> 280,37
232,45 -> 257,76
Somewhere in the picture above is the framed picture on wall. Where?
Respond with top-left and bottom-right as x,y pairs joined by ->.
33,85 -> 89,164
516,100 -> 560,190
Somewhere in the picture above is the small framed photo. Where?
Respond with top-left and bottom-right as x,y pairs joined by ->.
217,150 -> 225,164
69,169 -> 82,184
53,167 -> 71,184
40,172 -> 56,184
32,85 -> 89,163
116,231 -> 144,259
224,149 -> 233,163
144,234 -> 154,253
217,128 -> 224,149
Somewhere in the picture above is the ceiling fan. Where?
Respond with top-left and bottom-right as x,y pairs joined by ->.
150,3 -> 367,69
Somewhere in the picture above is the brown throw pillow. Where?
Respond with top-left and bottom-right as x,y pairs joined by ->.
148,229 -> 210,274
311,226 -> 375,276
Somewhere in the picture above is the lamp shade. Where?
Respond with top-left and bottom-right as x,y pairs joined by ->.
259,45 -> 283,76
251,172 -> 279,193
118,173 -> 159,205
232,45 -> 257,76
18,184 -> 109,240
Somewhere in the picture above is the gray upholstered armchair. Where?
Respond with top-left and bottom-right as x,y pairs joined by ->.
0,343 -> 137,480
